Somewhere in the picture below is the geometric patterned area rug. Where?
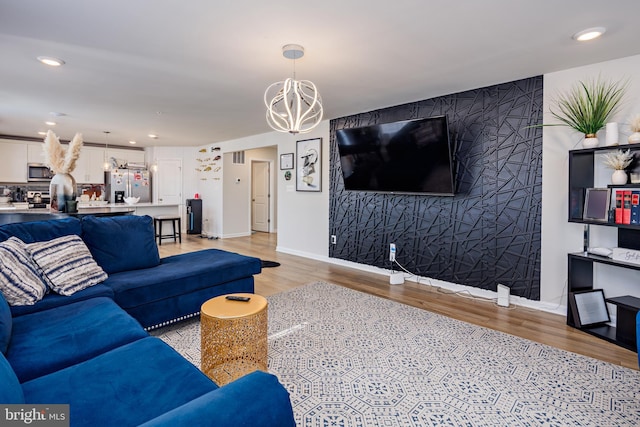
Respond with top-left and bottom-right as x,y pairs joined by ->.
151,281 -> 640,426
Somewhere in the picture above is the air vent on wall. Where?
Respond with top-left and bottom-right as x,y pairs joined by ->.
232,151 -> 245,164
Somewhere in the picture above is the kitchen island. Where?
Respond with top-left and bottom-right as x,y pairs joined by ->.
0,203 -> 180,225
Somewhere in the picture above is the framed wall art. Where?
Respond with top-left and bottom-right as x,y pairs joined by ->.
280,153 -> 294,170
296,138 -> 322,192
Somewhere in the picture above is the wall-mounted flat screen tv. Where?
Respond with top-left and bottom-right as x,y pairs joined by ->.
336,116 -> 455,195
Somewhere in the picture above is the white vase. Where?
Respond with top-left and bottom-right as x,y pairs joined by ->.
605,122 -> 619,146
583,134 -> 599,148
49,173 -> 77,212
611,169 -> 628,185
628,132 -> 640,144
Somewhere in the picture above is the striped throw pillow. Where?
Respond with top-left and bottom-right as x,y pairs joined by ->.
26,235 -> 108,296
0,237 -> 48,306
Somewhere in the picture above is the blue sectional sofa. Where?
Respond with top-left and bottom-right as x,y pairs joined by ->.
0,215 -> 295,426
0,215 -> 262,329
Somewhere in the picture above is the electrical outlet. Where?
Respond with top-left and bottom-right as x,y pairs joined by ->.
389,243 -> 396,262
330,235 -> 337,245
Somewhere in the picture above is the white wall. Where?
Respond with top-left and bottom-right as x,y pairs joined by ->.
542,54 -> 640,309
193,121 -> 330,254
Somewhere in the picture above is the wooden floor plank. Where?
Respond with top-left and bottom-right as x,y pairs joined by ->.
159,232 -> 639,370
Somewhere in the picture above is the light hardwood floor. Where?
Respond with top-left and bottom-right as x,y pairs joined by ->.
158,232 -> 639,370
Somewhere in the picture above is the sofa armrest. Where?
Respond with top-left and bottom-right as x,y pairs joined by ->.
139,371 -> 295,427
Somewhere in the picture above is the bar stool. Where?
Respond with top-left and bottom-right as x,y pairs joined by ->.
154,215 -> 182,245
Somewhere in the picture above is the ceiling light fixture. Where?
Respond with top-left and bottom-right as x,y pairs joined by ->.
37,56 -> 65,67
572,27 -> 606,41
264,44 -> 323,134
45,121 -> 56,126
129,140 -> 137,145
148,134 -> 158,139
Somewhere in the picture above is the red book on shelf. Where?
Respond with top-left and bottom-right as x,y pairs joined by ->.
615,190 -> 624,224
623,190 -> 632,224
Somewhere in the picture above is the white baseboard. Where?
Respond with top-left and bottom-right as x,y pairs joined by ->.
275,246 -> 567,316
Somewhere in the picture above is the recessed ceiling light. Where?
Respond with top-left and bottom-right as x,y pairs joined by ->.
45,121 -> 56,126
148,134 -> 158,139
572,27 -> 606,41
129,140 -> 137,145
37,131 -> 47,136
37,56 -> 65,67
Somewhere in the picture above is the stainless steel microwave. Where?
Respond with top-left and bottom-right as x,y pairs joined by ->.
27,163 -> 54,181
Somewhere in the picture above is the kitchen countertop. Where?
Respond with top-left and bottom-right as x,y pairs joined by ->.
0,202 -> 181,225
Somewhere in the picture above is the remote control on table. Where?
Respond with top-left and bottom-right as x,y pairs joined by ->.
225,295 -> 251,302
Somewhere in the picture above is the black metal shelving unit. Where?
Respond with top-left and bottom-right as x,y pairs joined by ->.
567,145 -> 640,352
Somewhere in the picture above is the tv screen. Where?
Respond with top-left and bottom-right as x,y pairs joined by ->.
336,116 -> 455,195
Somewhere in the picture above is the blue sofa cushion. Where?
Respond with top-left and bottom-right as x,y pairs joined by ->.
7,297 -> 148,382
26,235 -> 108,296
9,284 -> 114,317
0,352 -> 24,404
22,337 -> 218,426
82,215 -> 160,274
0,217 -> 81,244
0,292 -> 11,354
0,237 -> 48,306
104,249 -> 261,309
139,371 -> 296,427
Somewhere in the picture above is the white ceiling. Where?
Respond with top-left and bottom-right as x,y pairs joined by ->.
1,0 -> 639,148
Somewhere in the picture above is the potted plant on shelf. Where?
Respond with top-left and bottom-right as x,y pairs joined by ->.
602,149 -> 634,185
549,77 -> 628,148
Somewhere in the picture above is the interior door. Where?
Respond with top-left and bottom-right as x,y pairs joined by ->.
251,161 -> 270,232
156,158 -> 182,204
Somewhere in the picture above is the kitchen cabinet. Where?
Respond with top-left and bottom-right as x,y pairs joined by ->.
0,141 -> 28,182
74,147 -> 106,184
27,142 -> 46,164
107,148 -> 146,168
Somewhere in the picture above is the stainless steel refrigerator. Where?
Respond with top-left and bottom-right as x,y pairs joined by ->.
104,168 -> 151,203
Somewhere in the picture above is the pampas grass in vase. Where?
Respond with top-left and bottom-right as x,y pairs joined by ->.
43,130 -> 83,212
43,130 -> 83,174
602,148 -> 634,185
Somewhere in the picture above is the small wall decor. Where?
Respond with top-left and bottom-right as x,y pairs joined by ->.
280,153 -> 294,170
296,138 -> 322,192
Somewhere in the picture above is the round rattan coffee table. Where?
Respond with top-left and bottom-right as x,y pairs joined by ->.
200,293 -> 268,385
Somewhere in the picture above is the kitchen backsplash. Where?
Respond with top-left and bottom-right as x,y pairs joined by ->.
0,183 -> 105,202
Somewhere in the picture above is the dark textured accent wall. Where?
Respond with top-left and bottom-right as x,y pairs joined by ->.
329,76 -> 543,300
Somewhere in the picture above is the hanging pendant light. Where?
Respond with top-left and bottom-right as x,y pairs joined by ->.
264,44 -> 323,134
103,131 -> 111,171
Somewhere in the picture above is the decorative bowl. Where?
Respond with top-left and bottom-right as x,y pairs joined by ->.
123,197 -> 140,205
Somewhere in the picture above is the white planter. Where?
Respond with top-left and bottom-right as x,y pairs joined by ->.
611,169 -> 628,185
628,132 -> 640,144
583,136 -> 599,148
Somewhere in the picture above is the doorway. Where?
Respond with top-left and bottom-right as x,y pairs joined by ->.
251,160 -> 270,233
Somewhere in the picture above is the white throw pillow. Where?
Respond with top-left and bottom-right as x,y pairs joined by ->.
0,237 -> 48,305
26,235 -> 108,296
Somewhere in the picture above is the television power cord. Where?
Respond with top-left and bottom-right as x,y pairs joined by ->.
389,259 -> 517,310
